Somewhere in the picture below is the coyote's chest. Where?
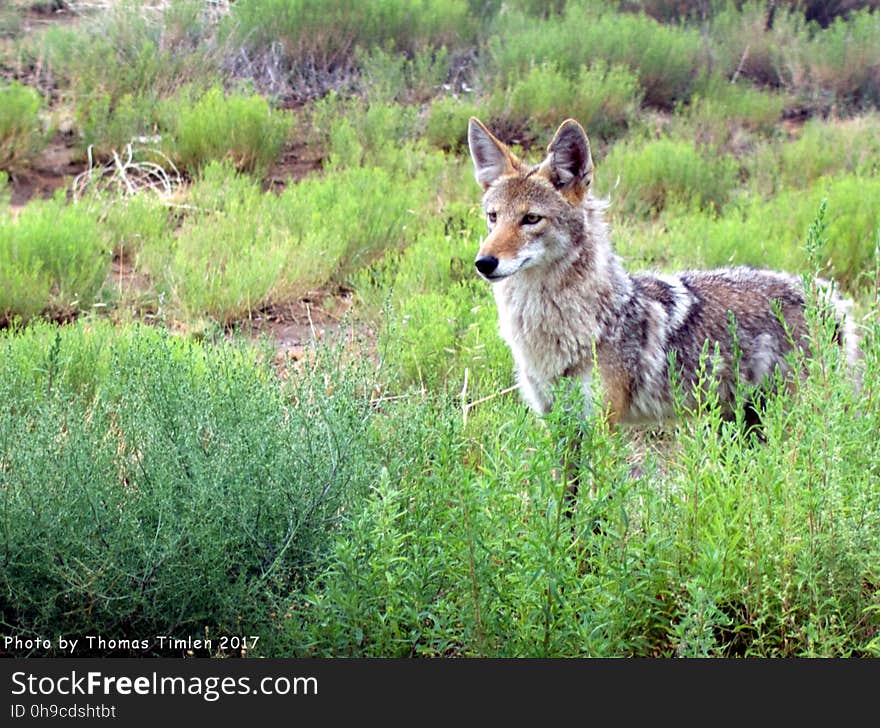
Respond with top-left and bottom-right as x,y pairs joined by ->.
494,278 -> 599,389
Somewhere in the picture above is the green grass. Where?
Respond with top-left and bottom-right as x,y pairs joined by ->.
0,81 -> 49,173
0,320 -> 383,655
136,154 -> 445,323
163,86 -> 294,175
748,115 -> 880,197
489,60 -> 642,141
599,136 -> 739,217
290,312 -> 880,656
676,76 -> 786,149
616,175 -> 880,288
225,0 -> 475,77
486,4 -> 706,108
0,197 -> 108,325
35,0 -> 220,156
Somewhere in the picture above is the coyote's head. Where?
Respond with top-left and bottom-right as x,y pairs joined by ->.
468,118 -> 594,282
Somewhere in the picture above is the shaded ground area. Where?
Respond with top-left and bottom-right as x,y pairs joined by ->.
240,290 -> 355,362
8,135 -> 79,206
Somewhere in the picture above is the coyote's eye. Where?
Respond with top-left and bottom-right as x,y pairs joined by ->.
522,213 -> 542,225
487,211 -> 497,224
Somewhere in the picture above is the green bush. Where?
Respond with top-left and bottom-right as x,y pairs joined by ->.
600,137 -> 739,216
291,309 -> 880,656
38,1 -> 219,153
357,45 -> 452,104
676,77 -> 785,148
0,197 -> 108,324
142,156 -> 441,323
309,94 -> 422,171
0,81 -> 49,173
748,115 -> 880,196
227,0 -> 476,67
425,96 -> 484,151
0,320 -> 381,655
358,201 -> 510,393
139,163 -> 284,323
487,5 -> 705,107
489,61 -> 642,141
620,175 -> 880,288
706,1 -> 808,87
77,91 -> 164,156
164,86 -> 293,175
801,9 -> 880,108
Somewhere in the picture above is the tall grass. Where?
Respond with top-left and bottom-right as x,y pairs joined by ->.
163,85 -> 294,174
225,0 -> 475,75
676,76 -> 785,149
489,61 -> 642,141
600,136 -> 739,216
140,154 -> 443,323
486,5 -> 706,107
290,306 -> 879,656
0,197 -> 108,324
748,115 -> 880,196
0,81 -> 49,173
37,0 -> 220,155
617,175 -> 880,288
0,320 -> 382,655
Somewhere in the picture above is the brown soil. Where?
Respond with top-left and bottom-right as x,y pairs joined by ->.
240,290 -> 355,360
9,135 -> 80,207
266,141 -> 324,191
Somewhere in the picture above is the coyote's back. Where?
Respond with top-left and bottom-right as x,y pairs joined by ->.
467,117 -> 860,424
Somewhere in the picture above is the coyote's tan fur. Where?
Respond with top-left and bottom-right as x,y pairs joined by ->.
468,117 -> 860,425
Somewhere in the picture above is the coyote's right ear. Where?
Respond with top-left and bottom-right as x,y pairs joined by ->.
468,117 -> 518,190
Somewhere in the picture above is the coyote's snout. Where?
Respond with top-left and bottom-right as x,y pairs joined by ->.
468,117 -> 860,425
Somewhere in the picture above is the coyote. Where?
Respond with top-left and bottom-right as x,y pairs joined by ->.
467,117 -> 860,426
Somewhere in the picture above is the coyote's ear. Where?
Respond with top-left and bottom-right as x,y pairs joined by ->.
468,117 -> 518,190
542,119 -> 593,202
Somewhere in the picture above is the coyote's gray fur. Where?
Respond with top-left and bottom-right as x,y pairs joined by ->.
468,117 -> 860,425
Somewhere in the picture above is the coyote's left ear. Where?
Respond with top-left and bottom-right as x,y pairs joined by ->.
541,119 -> 593,202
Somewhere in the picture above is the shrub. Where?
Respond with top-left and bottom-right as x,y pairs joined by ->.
489,61 -> 642,141
425,96 -> 484,151
227,0 -> 476,67
486,6 -> 705,108
0,81 -> 49,173
0,320 -> 381,655
620,175 -> 880,288
358,201 -> 510,393
37,1 -> 220,153
600,137 -> 739,216
271,158 -> 444,289
0,197 -> 108,324
78,91 -> 162,156
292,306 -> 880,656
140,163 -> 285,323
309,94 -> 422,171
802,9 -> 880,108
747,115 -> 880,196
164,86 -> 293,175
357,45 -> 452,104
676,76 -> 785,148
99,192 -> 175,262
144,157 -> 441,323
707,1 -> 809,87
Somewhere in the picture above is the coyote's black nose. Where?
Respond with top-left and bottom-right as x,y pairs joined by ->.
475,255 -> 499,276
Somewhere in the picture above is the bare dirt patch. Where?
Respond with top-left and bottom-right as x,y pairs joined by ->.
266,141 -> 323,191
242,290 -> 354,357
9,135 -> 79,207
